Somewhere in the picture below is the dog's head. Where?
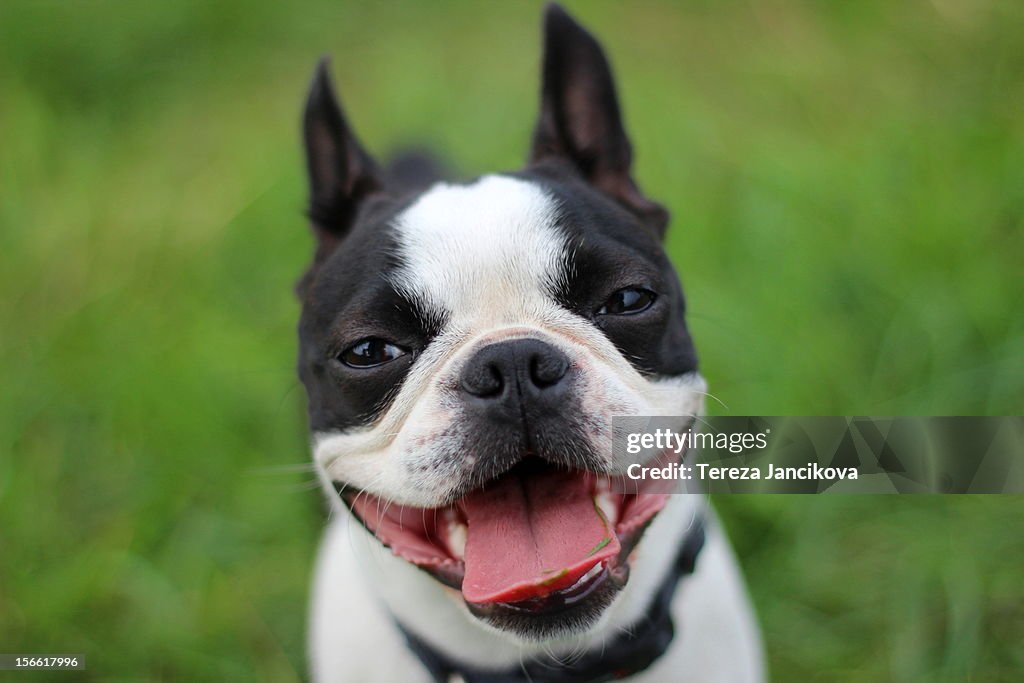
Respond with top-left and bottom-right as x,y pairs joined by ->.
298,4 -> 704,641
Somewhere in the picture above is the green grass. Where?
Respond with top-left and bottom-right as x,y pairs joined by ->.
1,1 -> 1022,680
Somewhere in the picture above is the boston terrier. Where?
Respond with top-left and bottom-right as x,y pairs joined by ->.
297,5 -> 764,681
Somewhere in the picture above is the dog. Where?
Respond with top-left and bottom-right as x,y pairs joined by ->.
297,5 -> 764,681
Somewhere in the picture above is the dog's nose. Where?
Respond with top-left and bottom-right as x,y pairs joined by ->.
459,339 -> 571,415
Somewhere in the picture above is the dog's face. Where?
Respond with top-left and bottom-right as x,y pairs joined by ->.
299,5 -> 704,641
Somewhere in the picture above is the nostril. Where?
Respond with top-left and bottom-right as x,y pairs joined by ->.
529,353 -> 569,389
462,361 -> 504,398
482,363 -> 504,396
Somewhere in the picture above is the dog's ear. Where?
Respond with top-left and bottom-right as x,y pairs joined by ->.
303,59 -> 382,259
529,4 -> 668,236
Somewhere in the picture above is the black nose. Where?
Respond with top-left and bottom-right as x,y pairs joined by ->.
460,339 -> 571,415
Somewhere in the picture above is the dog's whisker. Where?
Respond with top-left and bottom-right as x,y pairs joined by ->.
692,389 -> 730,411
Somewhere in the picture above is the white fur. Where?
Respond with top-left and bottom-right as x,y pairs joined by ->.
388,175 -> 569,327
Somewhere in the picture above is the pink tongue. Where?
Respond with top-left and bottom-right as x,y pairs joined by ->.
461,468 -> 620,604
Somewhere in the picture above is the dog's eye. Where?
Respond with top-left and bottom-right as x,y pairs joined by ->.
339,338 -> 408,368
597,287 -> 656,316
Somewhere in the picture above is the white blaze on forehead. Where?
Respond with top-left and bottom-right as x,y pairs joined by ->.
389,175 -> 568,323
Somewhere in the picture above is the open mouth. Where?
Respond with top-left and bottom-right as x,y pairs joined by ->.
336,456 -> 675,622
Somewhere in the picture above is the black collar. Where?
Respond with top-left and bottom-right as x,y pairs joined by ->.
396,516 -> 706,683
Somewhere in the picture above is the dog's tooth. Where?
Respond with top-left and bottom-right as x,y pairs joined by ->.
567,562 -> 605,591
595,489 -> 618,526
446,517 -> 467,560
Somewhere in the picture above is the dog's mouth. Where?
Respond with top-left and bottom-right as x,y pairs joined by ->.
336,456 -> 674,621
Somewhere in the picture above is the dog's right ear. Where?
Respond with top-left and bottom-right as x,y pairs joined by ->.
303,59 -> 382,260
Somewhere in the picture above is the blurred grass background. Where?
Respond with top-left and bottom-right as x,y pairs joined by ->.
1,0 -> 1022,680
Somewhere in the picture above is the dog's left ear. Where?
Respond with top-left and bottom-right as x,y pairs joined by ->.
529,4 -> 668,236
303,58 -> 382,260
